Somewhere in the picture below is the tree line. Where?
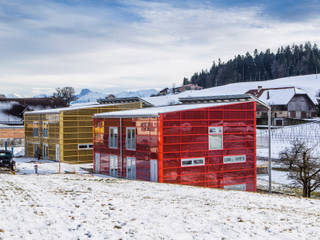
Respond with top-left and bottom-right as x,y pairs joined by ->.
184,42 -> 320,88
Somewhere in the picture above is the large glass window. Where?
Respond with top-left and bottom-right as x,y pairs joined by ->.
109,154 -> 118,177
208,126 -> 223,150
33,121 -> 39,137
126,127 -> 136,150
108,127 -> 118,149
43,121 -> 48,138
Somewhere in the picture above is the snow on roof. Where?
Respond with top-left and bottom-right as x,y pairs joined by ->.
24,103 -> 119,115
259,88 -> 295,105
94,102 -> 242,118
259,87 -> 315,105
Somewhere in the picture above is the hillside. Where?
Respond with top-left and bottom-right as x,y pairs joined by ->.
186,42 -> 320,88
144,74 -> 320,106
0,159 -> 320,239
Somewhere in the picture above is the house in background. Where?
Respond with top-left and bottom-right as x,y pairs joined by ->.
93,95 -> 267,192
24,102 -> 142,163
0,97 -> 67,125
246,87 -> 317,126
0,97 -> 66,146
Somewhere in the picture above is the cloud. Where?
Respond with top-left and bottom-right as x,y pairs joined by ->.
0,0 -> 320,96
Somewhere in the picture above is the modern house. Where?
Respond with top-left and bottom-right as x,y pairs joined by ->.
24,102 -> 142,163
246,87 -> 317,126
93,95 -> 264,192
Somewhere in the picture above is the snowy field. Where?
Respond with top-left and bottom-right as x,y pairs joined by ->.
0,158 -> 320,239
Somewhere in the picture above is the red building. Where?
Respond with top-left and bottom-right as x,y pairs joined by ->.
93,96 -> 259,191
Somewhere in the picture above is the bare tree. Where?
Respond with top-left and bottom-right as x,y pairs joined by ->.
279,140 -> 320,197
53,87 -> 77,106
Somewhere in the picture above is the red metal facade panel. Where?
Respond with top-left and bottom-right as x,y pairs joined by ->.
93,117 -> 159,180
161,102 -> 256,191
93,101 -> 256,192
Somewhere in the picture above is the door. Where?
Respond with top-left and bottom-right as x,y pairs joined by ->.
56,144 -> 60,161
95,153 -> 101,173
109,155 -> 118,177
43,144 -> 48,160
150,160 -> 158,182
126,157 -> 136,179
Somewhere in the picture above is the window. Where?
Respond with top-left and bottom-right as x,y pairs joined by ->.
78,143 -> 93,150
223,155 -> 246,164
43,144 -> 48,160
43,121 -> 48,138
224,183 -> 246,191
208,126 -> 223,150
181,157 -> 205,167
33,143 -> 40,157
126,127 -> 136,150
126,157 -> 136,179
33,121 -> 39,137
108,127 -> 118,149
109,155 -> 118,177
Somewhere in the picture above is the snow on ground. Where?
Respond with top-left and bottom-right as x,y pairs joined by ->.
143,74 -> 320,106
14,157 -> 92,175
0,158 -> 320,240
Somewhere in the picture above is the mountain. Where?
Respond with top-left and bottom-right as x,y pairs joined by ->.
33,94 -> 49,98
6,93 -> 24,98
72,88 -> 158,104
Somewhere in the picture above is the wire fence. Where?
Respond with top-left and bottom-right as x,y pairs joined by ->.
257,122 -> 320,148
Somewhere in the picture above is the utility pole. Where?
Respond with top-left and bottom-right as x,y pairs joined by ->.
268,108 -> 272,193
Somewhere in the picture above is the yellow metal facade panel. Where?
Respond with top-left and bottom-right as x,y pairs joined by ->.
61,102 -> 141,164
24,113 -> 60,160
24,102 -> 141,163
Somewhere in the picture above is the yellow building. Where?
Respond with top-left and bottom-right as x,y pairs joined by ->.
24,102 -> 142,164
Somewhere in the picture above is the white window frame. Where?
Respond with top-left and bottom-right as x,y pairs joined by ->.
224,183 -> 246,191
208,126 -> 223,150
223,155 -> 246,164
126,127 -> 136,150
108,127 -> 118,149
181,157 -> 205,167
33,121 -> 39,137
78,143 -> 93,150
126,157 -> 136,179
43,121 -> 49,138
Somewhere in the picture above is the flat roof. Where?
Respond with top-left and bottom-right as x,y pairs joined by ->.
24,103 -> 123,115
94,102 -> 245,118
179,94 -> 270,109
98,97 -> 153,107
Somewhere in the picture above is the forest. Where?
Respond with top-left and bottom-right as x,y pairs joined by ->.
184,42 -> 320,88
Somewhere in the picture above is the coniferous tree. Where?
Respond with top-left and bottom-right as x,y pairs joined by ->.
184,42 -> 320,88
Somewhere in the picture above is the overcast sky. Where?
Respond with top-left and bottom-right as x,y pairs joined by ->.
1,0 -> 320,96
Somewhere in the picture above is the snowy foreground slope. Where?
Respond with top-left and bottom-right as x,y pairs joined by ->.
1,164 -> 320,240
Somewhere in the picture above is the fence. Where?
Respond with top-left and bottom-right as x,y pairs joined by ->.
257,122 -> 320,149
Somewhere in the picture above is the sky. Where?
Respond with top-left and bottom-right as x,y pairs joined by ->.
0,0 -> 320,97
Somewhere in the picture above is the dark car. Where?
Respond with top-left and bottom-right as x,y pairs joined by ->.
0,150 -> 16,172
